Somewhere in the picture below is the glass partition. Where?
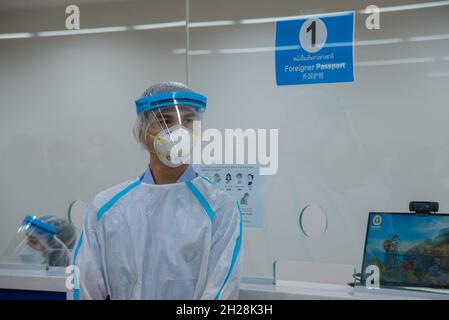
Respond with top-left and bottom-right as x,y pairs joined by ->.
187,0 -> 449,282
1,0 -> 449,294
0,0 -> 187,258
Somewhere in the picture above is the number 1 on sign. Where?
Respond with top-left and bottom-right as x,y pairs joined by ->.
306,20 -> 316,47
299,18 -> 327,53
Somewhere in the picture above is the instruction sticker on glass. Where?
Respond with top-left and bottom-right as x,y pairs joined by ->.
195,165 -> 264,228
275,11 -> 355,85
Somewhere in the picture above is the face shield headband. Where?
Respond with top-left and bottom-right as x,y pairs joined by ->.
21,215 -> 59,238
135,91 -> 207,115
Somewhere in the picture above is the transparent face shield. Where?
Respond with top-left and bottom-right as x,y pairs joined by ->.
135,92 -> 207,168
0,216 -> 72,269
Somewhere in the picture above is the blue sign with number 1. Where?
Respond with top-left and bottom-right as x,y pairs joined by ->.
275,11 -> 355,86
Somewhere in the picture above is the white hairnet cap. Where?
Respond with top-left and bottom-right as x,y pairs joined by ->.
40,215 -> 77,250
140,81 -> 192,97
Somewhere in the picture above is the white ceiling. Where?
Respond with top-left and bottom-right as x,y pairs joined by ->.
0,0 -> 132,10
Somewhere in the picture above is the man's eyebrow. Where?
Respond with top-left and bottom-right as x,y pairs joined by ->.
159,111 -> 195,117
156,113 -> 173,118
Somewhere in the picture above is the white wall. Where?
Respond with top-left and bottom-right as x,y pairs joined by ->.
1,0 -> 449,281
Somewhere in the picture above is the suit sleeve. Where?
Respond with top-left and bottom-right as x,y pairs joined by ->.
69,201 -> 108,300
200,201 -> 243,300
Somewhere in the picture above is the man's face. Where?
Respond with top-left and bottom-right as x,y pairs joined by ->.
146,106 -> 196,151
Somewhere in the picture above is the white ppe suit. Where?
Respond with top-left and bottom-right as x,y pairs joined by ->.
71,175 -> 242,299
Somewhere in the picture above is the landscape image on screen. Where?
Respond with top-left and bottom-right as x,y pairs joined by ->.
362,213 -> 449,288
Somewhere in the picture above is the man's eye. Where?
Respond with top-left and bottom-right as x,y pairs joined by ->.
159,118 -> 172,125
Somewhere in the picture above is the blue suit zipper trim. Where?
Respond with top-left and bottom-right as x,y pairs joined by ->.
72,231 -> 83,300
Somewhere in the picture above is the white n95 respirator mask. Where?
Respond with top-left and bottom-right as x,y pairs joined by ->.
153,125 -> 193,168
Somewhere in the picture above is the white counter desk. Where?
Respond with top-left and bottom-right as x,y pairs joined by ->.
239,279 -> 449,300
0,264 -> 67,299
1,265 -> 448,300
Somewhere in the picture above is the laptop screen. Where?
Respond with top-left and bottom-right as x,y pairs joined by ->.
361,212 -> 449,289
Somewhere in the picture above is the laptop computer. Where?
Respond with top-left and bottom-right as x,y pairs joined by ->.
359,212 -> 449,295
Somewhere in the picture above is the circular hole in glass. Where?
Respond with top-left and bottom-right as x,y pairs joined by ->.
299,205 -> 328,239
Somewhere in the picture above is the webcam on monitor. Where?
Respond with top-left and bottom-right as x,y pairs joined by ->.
409,201 -> 439,215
